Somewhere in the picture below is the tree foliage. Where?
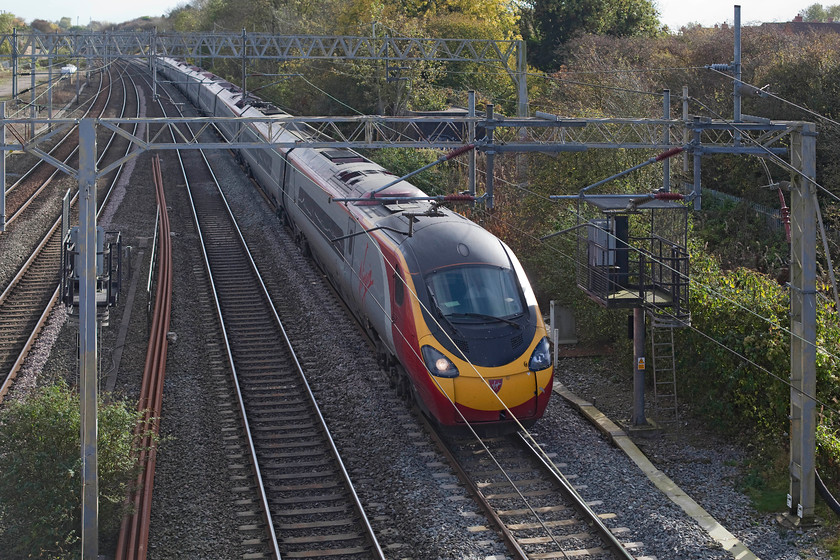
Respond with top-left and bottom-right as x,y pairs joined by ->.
0,12 -> 27,55
0,383 -> 151,559
519,0 -> 662,70
0,12 -> 26,34
30,19 -> 60,33
802,3 -> 840,21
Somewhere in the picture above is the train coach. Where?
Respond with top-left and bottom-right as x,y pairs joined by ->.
157,57 -> 554,429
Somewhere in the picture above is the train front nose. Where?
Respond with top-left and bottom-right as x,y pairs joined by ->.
450,368 -> 541,423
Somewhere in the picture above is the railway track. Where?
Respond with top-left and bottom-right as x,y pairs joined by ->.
233,170 -> 646,558
186,153 -> 384,559
149,82 -> 384,555
4,67 -> 108,226
0,62 -> 141,402
424,416 -> 640,560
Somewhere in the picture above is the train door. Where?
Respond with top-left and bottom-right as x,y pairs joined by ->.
343,217 -> 364,319
388,259 -> 411,354
342,217 -> 356,307
277,149 -> 293,224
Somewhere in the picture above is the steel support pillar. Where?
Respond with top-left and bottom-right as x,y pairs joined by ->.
1,101 -> 5,232
152,56 -> 158,101
632,307 -> 647,426
692,119 -> 702,210
30,51 -> 36,139
12,28 -> 17,100
468,90 -> 476,198
241,28 -> 247,97
733,6 -> 742,125
48,57 -> 53,126
79,119 -> 99,560
787,123 -> 817,524
663,89 -> 671,192
485,104 -> 495,209
516,39 -> 528,120
516,39 -> 528,182
682,86 -> 689,175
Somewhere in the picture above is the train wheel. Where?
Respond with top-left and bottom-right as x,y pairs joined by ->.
377,342 -> 396,369
399,376 -> 413,402
276,207 -> 289,228
394,364 -> 411,401
297,235 -> 311,258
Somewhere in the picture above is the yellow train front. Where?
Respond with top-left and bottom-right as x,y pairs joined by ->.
390,216 -> 554,429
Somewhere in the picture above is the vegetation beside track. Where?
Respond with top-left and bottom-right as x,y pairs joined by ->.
0,383 -> 151,559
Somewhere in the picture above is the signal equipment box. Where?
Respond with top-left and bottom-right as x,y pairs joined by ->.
576,195 -> 689,325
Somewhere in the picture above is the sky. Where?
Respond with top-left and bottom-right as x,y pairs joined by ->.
3,0 -> 813,29
656,1 -> 808,29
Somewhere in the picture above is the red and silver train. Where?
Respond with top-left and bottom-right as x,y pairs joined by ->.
158,57 -> 554,429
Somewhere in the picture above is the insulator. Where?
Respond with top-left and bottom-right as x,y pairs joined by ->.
445,143 -> 475,160
444,194 -> 475,202
708,63 -> 734,72
655,146 -> 685,161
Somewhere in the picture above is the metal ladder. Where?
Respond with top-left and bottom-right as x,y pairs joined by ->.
650,320 -> 679,422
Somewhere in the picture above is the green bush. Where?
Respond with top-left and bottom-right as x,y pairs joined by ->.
680,249 -> 840,480
0,383 -> 149,559
681,251 -> 791,430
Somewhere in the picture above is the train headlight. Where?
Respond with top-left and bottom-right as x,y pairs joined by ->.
528,337 -> 552,371
422,346 -> 460,378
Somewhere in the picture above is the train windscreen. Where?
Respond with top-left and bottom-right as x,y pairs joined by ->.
427,266 -> 524,321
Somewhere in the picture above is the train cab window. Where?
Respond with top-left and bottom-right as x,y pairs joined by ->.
394,268 -> 405,306
427,266 -> 524,320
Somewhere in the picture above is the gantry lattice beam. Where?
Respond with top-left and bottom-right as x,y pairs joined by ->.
0,31 -> 518,65
0,115 -> 798,155
0,31 -> 529,117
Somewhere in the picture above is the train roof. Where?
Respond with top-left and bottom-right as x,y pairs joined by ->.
371,210 -> 511,274
163,57 -> 479,245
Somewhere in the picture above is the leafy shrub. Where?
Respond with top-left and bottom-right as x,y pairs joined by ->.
680,248 -> 840,481
0,383 -> 149,559
681,252 -> 790,432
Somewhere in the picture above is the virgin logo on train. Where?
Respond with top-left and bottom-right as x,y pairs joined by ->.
359,243 -> 374,303
489,379 -> 503,393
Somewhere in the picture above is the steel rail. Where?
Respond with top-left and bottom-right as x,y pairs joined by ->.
5,58 -> 137,231
141,71 -> 283,560
418,410 -> 530,560
516,432 -> 636,560
162,86 -> 384,557
179,144 -> 284,560
418,405 -> 637,559
198,147 -> 386,559
4,67 -> 108,227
